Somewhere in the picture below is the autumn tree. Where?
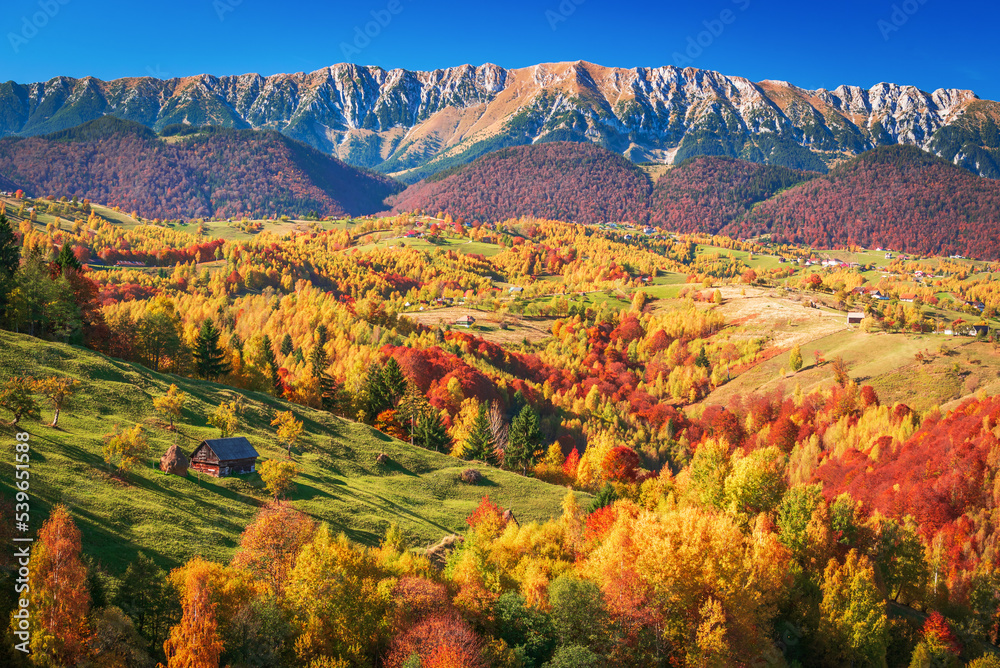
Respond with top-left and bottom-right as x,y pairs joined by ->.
154,383 -> 187,430
136,295 -> 183,372
819,550 -> 888,667
789,344 -> 803,373
33,375 -> 77,427
163,559 -> 224,668
208,401 -> 238,438
271,410 -> 304,457
259,459 -> 300,499
103,424 -> 150,475
193,320 -> 231,381
285,526 -> 390,665
21,505 -> 91,666
0,376 -> 39,426
232,501 -> 315,595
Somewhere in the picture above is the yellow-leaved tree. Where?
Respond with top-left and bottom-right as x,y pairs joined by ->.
153,384 -> 186,430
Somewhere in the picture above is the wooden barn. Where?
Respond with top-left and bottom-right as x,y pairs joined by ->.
189,437 -> 259,478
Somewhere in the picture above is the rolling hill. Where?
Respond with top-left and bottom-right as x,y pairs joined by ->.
648,156 -> 817,233
386,142 -> 654,224
724,145 -> 1000,258
0,117 -> 403,220
2,62 -> 997,180
0,330 -> 582,573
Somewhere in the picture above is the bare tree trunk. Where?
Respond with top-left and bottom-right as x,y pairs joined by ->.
50,407 -> 59,428
488,400 -> 508,465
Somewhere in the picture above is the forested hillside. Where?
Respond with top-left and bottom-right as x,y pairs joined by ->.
726,146 -> 1000,258
387,142 -> 654,224
648,156 -> 816,233
0,118 -> 402,220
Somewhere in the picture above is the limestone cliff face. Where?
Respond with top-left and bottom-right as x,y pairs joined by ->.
1,61 -> 993,180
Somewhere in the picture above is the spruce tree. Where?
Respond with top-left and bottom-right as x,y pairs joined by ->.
463,403 -> 496,464
259,335 -> 281,394
0,214 -> 18,279
0,214 -> 20,319
55,242 -> 82,273
280,332 -> 294,357
506,405 -> 542,475
414,409 -> 452,452
382,356 -> 407,406
360,364 -> 390,422
193,320 -> 231,380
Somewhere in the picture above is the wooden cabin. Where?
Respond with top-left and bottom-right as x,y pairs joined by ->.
847,312 -> 865,325
455,315 -> 476,327
189,437 -> 259,477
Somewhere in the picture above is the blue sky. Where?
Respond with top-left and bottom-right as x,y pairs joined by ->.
3,0 -> 998,100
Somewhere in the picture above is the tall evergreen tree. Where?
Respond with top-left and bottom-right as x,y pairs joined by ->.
463,403 -> 496,464
0,214 -> 20,319
309,344 -> 327,378
506,405 -> 542,475
280,332 -> 294,357
382,356 -> 407,406
414,408 -> 452,453
259,335 -> 281,394
55,242 -> 82,273
193,320 -> 231,381
359,364 -> 391,423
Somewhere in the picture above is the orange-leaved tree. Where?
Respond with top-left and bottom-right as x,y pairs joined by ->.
163,559 -> 224,668
231,501 -> 315,596
23,504 -> 91,665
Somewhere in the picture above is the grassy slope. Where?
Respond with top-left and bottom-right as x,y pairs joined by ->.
0,331 -> 586,574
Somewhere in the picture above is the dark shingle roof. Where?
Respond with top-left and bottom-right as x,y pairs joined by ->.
199,437 -> 258,461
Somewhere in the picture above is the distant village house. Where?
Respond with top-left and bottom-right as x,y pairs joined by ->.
455,315 -> 476,327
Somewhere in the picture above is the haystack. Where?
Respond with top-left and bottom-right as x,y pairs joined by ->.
160,444 -> 189,476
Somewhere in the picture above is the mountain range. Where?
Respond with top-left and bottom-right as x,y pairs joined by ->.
3,61 -> 1000,181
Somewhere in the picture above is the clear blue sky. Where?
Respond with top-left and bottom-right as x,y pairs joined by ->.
4,0 -> 998,100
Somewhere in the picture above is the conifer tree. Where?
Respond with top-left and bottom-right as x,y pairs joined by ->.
506,405 -> 542,475
414,409 -> 452,453
0,213 -> 18,320
280,333 -> 293,357
382,356 -> 407,406
359,364 -> 391,423
55,243 -> 82,273
259,334 -> 281,394
463,403 -> 496,464
193,320 -> 231,381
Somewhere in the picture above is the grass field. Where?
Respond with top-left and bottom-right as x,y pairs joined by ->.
402,307 -> 556,344
354,237 -> 503,257
0,332 -> 586,574
703,292 -> 1000,412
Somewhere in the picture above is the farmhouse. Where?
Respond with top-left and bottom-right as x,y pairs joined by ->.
847,312 -> 865,325
189,437 -> 259,477
455,315 -> 476,327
